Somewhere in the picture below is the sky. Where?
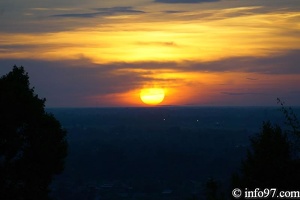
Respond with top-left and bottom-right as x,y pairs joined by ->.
0,0 -> 300,107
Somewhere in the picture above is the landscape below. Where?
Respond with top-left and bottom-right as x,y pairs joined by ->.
48,106 -> 299,200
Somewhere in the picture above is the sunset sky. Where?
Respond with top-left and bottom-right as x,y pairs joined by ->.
1,0 -> 300,107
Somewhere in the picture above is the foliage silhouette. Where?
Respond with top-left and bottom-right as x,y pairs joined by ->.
0,66 -> 67,199
231,99 -> 300,194
277,98 -> 300,136
234,122 -> 291,188
232,120 -> 300,193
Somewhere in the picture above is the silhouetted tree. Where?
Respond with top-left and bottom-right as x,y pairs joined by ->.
234,122 -> 291,189
228,100 -> 300,200
277,98 -> 300,137
277,98 -> 300,159
0,66 -> 67,199
232,120 -> 300,192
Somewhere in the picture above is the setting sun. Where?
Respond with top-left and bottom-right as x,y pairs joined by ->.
140,88 -> 165,105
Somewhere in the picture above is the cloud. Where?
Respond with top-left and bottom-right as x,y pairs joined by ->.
136,41 -> 178,47
0,59 -> 145,94
1,49 -> 299,106
51,12 -> 98,18
0,6 -> 146,33
0,58 -> 182,106
162,10 -> 186,14
154,0 -> 219,3
1,49 -> 299,76
246,77 -> 258,81
51,6 -> 145,18
94,7 -> 144,14
180,50 -> 300,74
221,92 -> 263,96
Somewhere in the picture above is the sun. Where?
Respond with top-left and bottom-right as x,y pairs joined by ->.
140,88 -> 165,105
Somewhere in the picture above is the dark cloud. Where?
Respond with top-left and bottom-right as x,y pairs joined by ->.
162,10 -> 186,14
180,50 -> 300,74
94,6 -> 144,14
0,49 -> 299,106
0,44 -> 73,53
51,6 -> 145,18
246,77 -> 258,81
52,12 -> 98,18
0,58 -> 178,106
0,18 -> 85,34
221,92 -> 264,96
89,50 -> 300,75
0,59 -> 144,94
0,6 -> 145,33
155,0 -> 219,3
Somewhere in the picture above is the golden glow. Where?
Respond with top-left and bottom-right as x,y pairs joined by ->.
84,72 -> 300,106
0,8 -> 299,63
1,4 -> 300,106
140,88 -> 165,105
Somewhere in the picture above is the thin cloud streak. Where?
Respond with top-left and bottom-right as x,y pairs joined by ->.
154,0 -> 219,3
50,6 -> 145,18
221,92 -> 264,96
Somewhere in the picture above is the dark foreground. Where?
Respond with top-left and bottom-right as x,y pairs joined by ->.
48,106 -> 295,200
